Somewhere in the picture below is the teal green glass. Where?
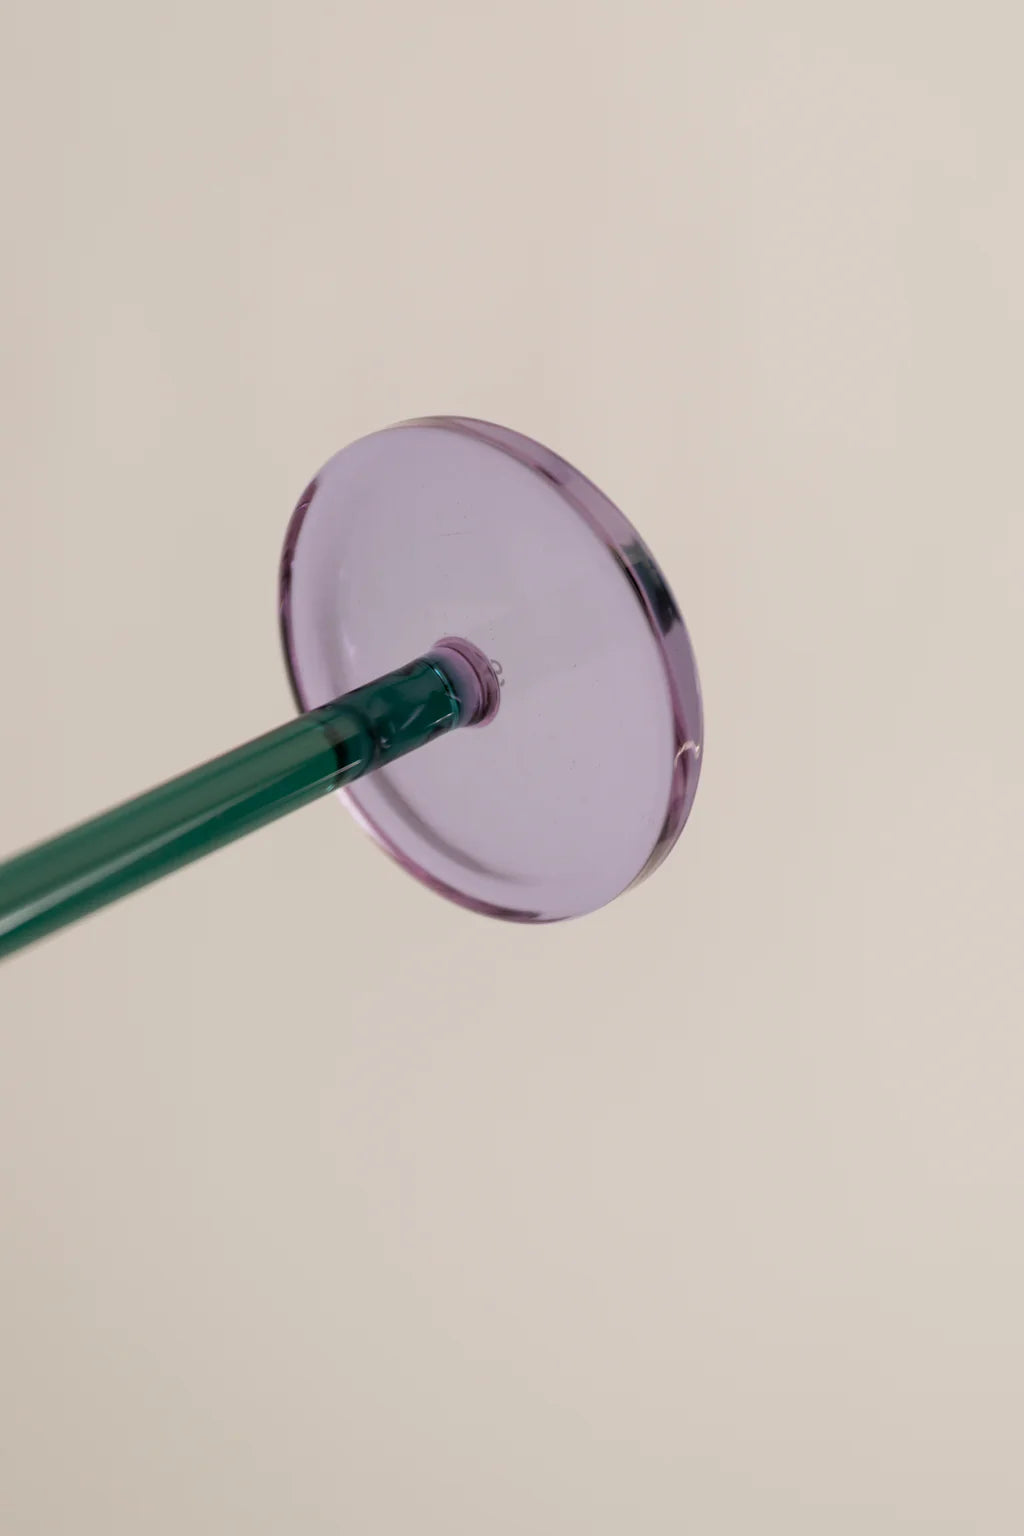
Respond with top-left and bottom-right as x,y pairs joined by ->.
0,657 -> 461,961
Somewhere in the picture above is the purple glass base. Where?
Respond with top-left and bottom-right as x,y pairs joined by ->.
279,418 -> 703,921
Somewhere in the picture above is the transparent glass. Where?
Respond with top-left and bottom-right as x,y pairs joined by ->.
0,658 -> 461,959
280,417 -> 704,922
0,416 -> 704,958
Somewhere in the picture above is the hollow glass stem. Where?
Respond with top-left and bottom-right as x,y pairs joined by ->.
0,655 -> 462,962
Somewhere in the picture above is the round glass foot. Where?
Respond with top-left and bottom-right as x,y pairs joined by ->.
279,417 -> 703,921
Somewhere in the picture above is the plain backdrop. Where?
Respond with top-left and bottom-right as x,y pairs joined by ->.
1,2 -> 1022,1532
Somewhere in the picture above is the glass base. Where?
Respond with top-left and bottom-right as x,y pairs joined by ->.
279,417 -> 703,922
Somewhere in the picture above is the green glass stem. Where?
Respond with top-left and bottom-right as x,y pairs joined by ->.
0,655 -> 462,962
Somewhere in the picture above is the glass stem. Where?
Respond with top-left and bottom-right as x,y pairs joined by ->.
0,655 -> 463,962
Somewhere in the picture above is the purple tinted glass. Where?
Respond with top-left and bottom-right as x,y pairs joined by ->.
279,418 -> 703,921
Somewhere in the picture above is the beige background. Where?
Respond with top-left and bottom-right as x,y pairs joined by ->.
1,1 -> 1022,1531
